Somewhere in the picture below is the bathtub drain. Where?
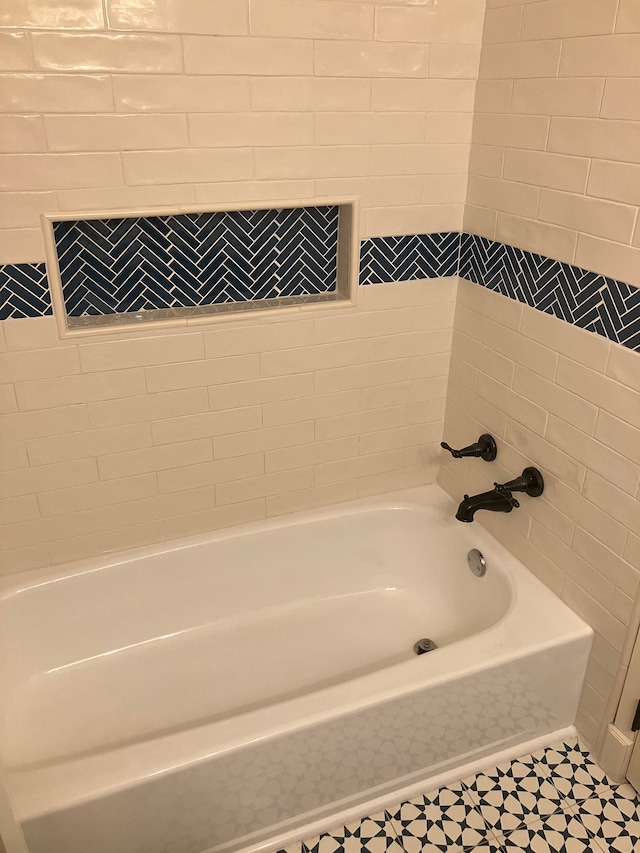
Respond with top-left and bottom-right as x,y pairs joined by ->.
413,638 -> 438,655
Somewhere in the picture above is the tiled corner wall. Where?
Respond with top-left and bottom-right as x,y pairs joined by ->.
458,233 -> 639,352
447,0 -> 640,757
439,280 -> 640,753
465,0 -> 640,289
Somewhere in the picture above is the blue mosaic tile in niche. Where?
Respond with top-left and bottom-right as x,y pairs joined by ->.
54,205 -> 339,316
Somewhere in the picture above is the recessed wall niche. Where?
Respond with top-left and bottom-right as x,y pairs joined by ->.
42,199 -> 359,338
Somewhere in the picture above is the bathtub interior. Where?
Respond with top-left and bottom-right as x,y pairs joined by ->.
0,498 -> 513,771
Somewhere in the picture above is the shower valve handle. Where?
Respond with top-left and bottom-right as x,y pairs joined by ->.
495,467 -> 545,498
440,433 -> 497,462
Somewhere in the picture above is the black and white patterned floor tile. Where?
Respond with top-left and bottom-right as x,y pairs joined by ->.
387,783 -> 492,852
537,739 -> 611,805
464,754 -> 564,834
278,742 -> 639,853
290,811 -> 404,853
496,811 -> 606,852
575,782 -> 640,853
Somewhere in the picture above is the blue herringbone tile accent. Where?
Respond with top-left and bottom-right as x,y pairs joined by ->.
359,235 -> 419,284
53,206 -> 339,317
359,232 -> 461,285
270,206 -> 337,298
458,232 -> 479,283
55,216 -> 173,315
419,232 -> 461,278
0,226 -> 639,356
598,278 -> 640,350
456,233 -> 640,353
0,263 -> 51,319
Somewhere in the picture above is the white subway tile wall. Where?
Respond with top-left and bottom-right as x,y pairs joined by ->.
0,0 -> 487,258
457,0 -> 640,751
440,280 -> 640,750
466,0 -> 640,287
0,278 -> 455,571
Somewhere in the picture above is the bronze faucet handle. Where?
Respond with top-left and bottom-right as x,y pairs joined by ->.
498,467 -> 545,497
441,441 -> 463,458
440,433 -> 497,462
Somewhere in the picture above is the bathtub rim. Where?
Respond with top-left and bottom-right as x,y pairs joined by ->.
1,484 -> 474,598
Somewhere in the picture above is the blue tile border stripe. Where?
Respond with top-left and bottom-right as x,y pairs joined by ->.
458,233 -> 640,353
0,263 -> 51,320
359,231 -> 460,284
360,232 -> 640,353
1,229 -> 639,354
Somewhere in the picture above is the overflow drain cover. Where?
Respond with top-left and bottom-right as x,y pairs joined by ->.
413,638 -> 438,655
467,548 -> 486,577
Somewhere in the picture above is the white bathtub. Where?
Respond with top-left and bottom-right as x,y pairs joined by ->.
0,485 -> 592,853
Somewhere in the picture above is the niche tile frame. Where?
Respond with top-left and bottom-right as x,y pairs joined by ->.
41,198 -> 360,338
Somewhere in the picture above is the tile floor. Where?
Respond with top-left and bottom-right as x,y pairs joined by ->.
279,738 -> 640,853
